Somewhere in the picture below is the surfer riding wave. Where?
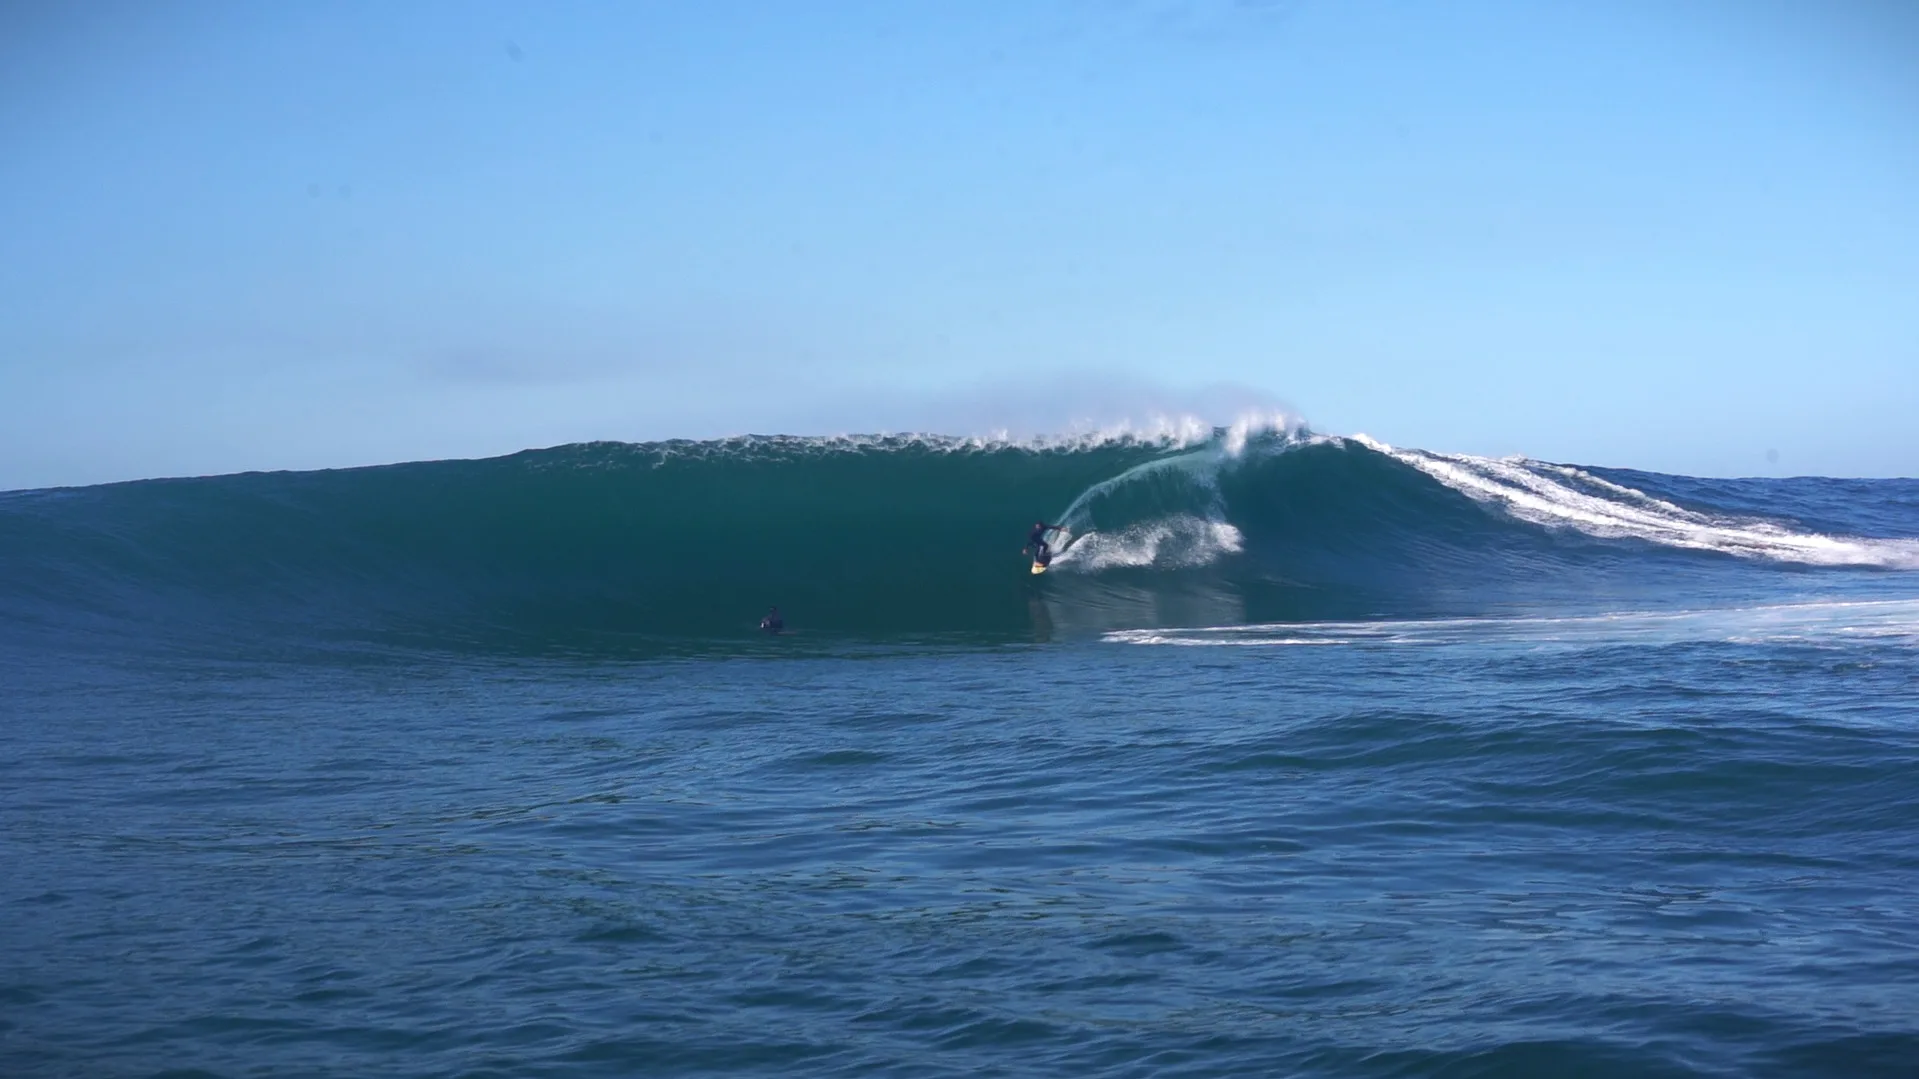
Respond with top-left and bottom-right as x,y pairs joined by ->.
1025,521 -> 1065,567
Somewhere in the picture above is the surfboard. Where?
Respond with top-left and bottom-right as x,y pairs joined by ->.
1030,560 -> 1048,575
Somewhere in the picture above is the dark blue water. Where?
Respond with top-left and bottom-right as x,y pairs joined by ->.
4,433 -> 1918,1077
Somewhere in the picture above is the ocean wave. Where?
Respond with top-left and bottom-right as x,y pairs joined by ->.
1,427 -> 1913,653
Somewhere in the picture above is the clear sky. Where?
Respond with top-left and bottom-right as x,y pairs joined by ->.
2,0 -> 1915,488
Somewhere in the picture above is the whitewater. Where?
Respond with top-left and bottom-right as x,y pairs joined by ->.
4,426 -> 1917,1078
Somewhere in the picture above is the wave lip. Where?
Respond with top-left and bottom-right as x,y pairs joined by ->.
656,410 -> 1303,460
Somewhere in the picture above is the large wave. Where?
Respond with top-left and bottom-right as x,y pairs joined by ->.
1,425 -> 1914,656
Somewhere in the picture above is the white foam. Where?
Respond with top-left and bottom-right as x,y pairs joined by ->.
961,409 -> 1302,455
1054,516 -> 1244,572
1352,435 -> 1919,570
1222,410 -> 1304,457
1105,633 -> 1345,646
1044,425 -> 1290,573
623,419 -> 1248,466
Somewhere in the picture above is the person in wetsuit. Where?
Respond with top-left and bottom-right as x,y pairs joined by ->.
760,606 -> 784,634
1024,521 -> 1063,566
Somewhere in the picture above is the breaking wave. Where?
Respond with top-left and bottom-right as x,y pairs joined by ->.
1,423 -> 1914,655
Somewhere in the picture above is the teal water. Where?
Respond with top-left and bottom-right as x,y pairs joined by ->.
4,431 -> 1918,1077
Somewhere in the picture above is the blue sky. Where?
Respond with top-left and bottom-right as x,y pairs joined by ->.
2,0 -> 1915,488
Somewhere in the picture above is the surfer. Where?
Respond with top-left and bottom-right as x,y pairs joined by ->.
1024,521 -> 1064,566
760,606 -> 784,634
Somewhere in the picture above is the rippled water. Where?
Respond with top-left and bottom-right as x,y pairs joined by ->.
7,614 -> 1918,1077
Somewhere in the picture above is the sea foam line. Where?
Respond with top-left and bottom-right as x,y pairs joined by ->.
1104,598 -> 1919,649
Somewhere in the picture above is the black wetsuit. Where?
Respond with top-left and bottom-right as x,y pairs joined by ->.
1026,524 -> 1060,563
760,611 -> 784,634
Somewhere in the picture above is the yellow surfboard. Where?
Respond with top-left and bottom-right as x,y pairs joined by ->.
1031,560 -> 1048,575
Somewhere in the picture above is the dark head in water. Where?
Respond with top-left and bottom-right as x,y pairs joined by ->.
760,607 -> 784,634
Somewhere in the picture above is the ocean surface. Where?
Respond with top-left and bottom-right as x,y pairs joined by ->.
4,427 -> 1918,1078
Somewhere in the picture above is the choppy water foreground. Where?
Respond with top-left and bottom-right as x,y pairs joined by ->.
6,615 -> 1918,1078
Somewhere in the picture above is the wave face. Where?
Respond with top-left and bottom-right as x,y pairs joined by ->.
3,431 -> 1916,655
